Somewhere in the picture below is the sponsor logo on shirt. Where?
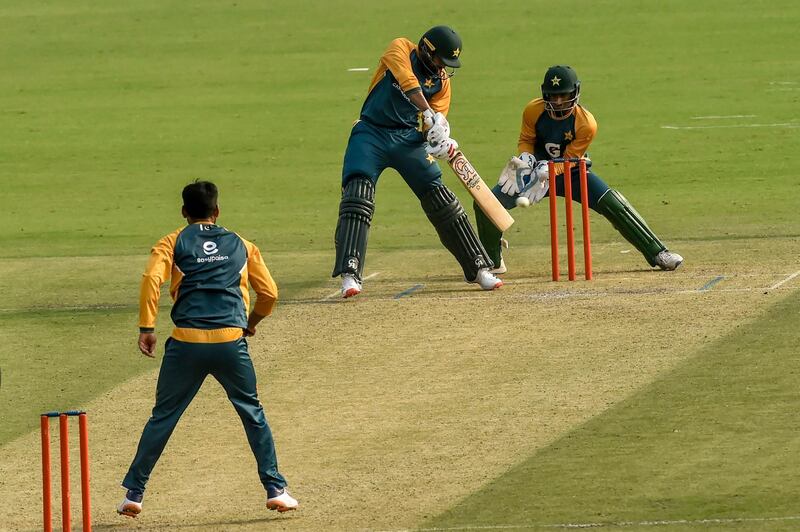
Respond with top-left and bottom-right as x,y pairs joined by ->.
198,240 -> 229,263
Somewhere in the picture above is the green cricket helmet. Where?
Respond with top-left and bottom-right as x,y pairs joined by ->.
418,25 -> 462,78
541,65 -> 581,119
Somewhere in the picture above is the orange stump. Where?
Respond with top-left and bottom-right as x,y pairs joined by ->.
41,411 -> 91,532
548,158 -> 593,281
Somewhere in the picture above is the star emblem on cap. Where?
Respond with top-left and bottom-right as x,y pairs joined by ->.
452,48 -> 461,58
551,76 -> 561,86
424,78 -> 434,88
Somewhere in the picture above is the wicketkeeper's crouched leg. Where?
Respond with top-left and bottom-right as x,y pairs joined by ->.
594,189 -> 667,267
332,176 -> 375,281
420,185 -> 494,281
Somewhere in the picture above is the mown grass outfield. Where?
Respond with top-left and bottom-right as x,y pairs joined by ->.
1,0 -> 799,530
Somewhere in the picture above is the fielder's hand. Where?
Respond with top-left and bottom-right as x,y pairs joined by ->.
426,112 -> 450,146
138,332 -> 157,358
425,137 -> 459,160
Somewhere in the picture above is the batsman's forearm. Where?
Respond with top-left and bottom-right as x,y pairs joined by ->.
408,91 -> 432,114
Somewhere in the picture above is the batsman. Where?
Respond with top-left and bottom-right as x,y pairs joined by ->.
332,25 -> 502,297
475,65 -> 683,274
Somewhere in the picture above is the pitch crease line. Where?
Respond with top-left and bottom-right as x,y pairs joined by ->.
322,272 -> 380,300
768,270 -> 800,290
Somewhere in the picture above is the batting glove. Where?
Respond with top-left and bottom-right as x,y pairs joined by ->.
426,112 -> 450,146
425,137 -> 459,160
422,108 -> 435,130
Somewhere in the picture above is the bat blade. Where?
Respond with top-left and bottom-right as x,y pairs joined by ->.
447,150 -> 514,231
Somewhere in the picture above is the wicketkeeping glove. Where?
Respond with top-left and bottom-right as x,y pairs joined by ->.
532,160 -> 550,182
518,170 -> 549,205
425,137 -> 459,160
518,151 -> 536,169
498,152 -> 535,196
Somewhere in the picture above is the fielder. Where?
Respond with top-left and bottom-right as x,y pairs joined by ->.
475,65 -> 683,274
118,181 -> 297,518
333,25 -> 502,298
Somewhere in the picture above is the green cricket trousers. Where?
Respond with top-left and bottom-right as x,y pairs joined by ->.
122,337 -> 286,492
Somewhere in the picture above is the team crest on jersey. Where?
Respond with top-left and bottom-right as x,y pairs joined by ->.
424,78 -> 434,88
545,143 -> 562,158
564,131 -> 574,141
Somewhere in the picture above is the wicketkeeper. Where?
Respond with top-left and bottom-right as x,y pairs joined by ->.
475,65 -> 683,274
332,25 -> 502,298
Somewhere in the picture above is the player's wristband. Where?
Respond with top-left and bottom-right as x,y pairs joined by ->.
139,327 -> 155,333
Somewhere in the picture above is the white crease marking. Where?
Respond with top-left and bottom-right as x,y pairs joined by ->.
662,122 -> 800,130
322,272 -> 380,300
690,114 -> 756,120
768,270 -> 800,290
378,514 -> 800,531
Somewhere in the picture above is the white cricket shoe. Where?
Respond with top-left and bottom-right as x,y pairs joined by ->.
117,491 -> 143,518
266,487 -> 299,513
489,257 -> 507,275
341,273 -> 362,298
489,238 -> 509,274
654,250 -> 683,271
472,268 -> 503,290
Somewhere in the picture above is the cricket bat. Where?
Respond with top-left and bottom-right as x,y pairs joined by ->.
447,150 -> 514,231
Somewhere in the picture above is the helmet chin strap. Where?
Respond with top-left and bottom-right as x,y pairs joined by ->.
418,44 -> 454,80
440,67 -> 456,80
420,52 -> 440,78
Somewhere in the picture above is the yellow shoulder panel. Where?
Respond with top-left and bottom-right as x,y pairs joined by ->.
241,237 -> 278,317
380,38 -> 420,93
564,105 -> 597,158
430,76 -> 451,116
139,227 -> 182,329
518,99 -> 546,154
